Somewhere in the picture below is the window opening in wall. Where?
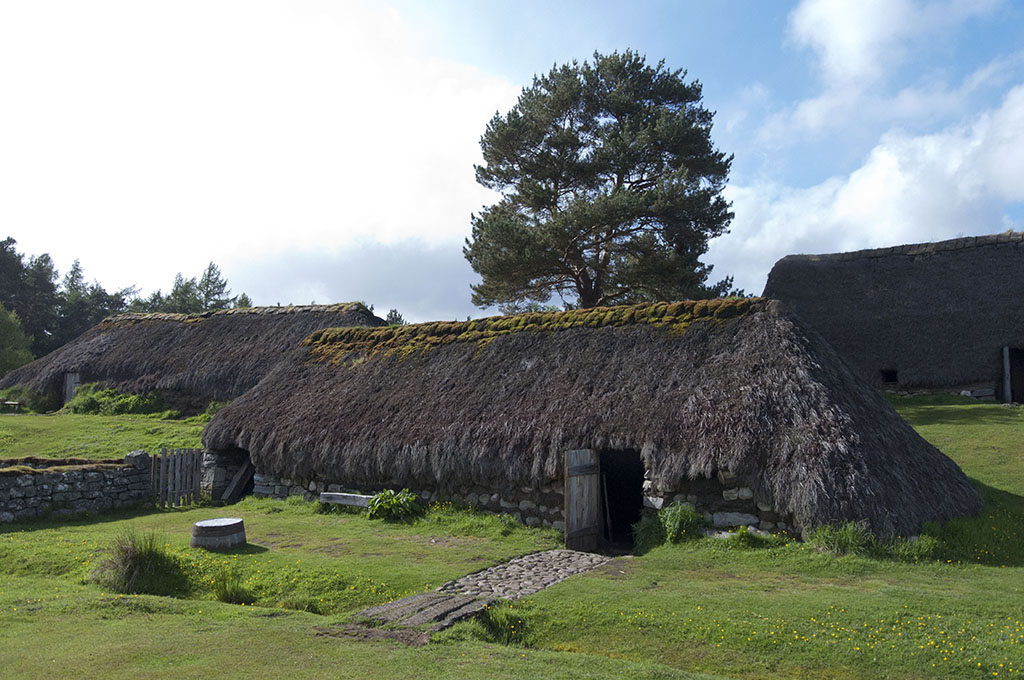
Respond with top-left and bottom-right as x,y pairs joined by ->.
598,449 -> 645,551
879,369 -> 898,384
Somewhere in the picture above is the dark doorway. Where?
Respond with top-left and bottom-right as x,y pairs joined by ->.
599,449 -> 645,550
879,369 -> 898,385
1010,348 -> 1024,403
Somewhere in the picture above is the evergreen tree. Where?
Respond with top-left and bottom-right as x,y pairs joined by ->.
197,261 -> 233,310
0,305 -> 33,375
53,259 -> 134,347
464,51 -> 734,310
385,308 -> 407,326
18,253 -> 60,355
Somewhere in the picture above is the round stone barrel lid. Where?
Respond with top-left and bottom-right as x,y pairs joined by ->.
194,517 -> 243,528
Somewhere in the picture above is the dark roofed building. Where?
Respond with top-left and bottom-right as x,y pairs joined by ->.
203,298 -> 980,545
763,232 -> 1024,401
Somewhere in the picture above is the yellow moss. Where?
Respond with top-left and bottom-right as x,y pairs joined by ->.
302,298 -> 764,364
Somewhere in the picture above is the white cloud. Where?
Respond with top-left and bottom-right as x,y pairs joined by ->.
0,1 -> 520,296
760,0 -> 1005,142
708,82 -> 1024,294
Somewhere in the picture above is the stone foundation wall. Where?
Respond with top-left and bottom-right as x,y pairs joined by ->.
644,468 -> 796,533
249,461 -> 795,536
0,451 -> 152,523
201,448 -> 249,500
252,472 -> 566,531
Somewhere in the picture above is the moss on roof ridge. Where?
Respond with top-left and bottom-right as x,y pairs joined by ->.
100,302 -> 372,327
304,297 -> 762,363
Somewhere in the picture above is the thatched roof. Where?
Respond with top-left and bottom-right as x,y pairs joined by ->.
0,303 -> 384,409
203,298 -> 980,537
763,231 -> 1024,389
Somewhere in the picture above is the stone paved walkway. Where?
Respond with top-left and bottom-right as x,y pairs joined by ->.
353,549 -> 609,632
437,549 -> 609,600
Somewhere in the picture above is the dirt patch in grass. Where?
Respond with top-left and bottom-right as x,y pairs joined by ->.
314,624 -> 431,647
401,535 -> 482,548
592,557 -> 638,579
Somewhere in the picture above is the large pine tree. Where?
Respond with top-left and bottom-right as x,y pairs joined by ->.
464,51 -> 735,311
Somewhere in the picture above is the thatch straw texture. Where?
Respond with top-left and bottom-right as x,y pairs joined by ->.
0,304 -> 384,409
203,298 -> 980,537
763,232 -> 1024,389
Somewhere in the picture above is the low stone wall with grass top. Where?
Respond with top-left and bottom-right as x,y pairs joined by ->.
0,451 -> 151,523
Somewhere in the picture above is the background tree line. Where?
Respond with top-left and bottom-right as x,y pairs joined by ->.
1,236 -> 251,369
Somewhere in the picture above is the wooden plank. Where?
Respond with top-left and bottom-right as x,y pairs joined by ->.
192,450 -> 200,504
1003,346 -> 1012,404
221,459 -> 255,502
159,448 -> 168,508
174,450 -> 182,507
185,450 -> 192,505
179,450 -> 186,506
567,463 -> 599,476
168,450 -> 175,507
564,449 -> 600,552
319,492 -> 373,507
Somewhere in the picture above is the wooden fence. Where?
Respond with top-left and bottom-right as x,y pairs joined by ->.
151,448 -> 202,508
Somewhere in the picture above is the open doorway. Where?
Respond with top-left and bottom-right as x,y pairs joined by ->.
599,449 -> 645,550
1010,348 -> 1024,403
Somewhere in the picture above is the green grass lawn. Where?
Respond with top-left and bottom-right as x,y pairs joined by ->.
1,398 -> 1022,679
0,413 -> 202,459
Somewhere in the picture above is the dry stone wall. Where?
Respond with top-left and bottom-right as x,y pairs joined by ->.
0,451 -> 151,523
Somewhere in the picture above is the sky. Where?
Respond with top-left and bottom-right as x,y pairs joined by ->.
1,0 -> 1022,321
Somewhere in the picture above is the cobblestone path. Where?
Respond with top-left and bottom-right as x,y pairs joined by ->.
354,549 -> 609,632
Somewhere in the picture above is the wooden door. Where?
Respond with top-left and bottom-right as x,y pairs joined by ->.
63,372 -> 80,404
564,449 -> 601,552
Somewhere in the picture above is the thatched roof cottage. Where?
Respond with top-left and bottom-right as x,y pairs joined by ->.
0,303 -> 384,412
203,298 -> 980,545
763,232 -> 1024,400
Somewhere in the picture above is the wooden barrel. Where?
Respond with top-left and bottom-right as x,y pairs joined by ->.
190,517 -> 246,550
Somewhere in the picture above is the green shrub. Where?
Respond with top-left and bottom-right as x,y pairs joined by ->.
366,488 -> 422,521
186,400 -> 230,424
0,386 -> 58,413
660,502 -> 707,543
725,524 -> 784,550
90,529 -> 188,596
65,383 -> 167,416
633,502 -> 708,554
808,521 -> 878,557
632,513 -> 666,555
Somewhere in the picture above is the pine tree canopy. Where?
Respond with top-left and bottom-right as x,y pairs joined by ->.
464,50 -> 736,311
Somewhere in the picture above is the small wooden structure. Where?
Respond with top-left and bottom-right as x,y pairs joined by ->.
190,517 -> 246,550
151,448 -> 201,508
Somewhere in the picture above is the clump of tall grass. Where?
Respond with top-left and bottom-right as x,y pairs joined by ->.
90,529 -> 187,596
808,521 -> 877,556
212,564 -> 254,604
477,601 -> 537,646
